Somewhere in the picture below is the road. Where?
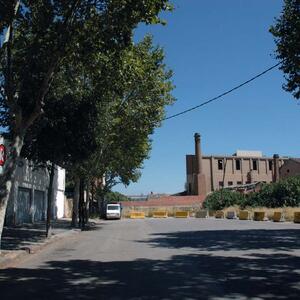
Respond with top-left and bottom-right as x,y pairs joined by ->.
0,218 -> 299,299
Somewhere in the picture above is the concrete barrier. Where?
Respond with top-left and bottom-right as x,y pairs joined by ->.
254,211 -> 265,221
195,210 -> 208,218
130,211 -> 145,219
273,211 -> 283,222
239,210 -> 250,220
175,211 -> 189,218
215,210 -> 224,219
153,211 -> 168,218
294,212 -> 300,223
226,211 -> 236,219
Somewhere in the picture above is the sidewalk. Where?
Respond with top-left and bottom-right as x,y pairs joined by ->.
0,218 -> 96,269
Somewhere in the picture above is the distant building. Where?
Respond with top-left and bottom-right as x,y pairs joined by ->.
186,133 -> 300,196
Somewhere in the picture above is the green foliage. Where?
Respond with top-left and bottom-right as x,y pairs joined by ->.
203,189 -> 244,211
270,0 -> 300,99
204,176 -> 300,210
80,35 -> 175,189
244,176 -> 300,208
0,0 -> 173,132
103,191 -> 130,203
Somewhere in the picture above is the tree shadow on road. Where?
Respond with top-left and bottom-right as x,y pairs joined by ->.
1,220 -> 103,250
0,252 -> 299,299
141,229 -> 300,252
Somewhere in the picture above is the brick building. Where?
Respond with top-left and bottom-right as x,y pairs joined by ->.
186,133 -> 300,196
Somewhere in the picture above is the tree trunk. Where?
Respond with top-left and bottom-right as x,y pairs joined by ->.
0,134 -> 24,251
86,180 -> 90,223
71,177 -> 80,227
90,181 -> 95,216
46,163 -> 55,238
78,178 -> 85,230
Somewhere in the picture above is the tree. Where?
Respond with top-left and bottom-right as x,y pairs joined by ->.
0,0 -> 173,250
270,0 -> 300,99
81,36 -> 174,201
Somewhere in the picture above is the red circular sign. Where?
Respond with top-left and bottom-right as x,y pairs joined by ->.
0,144 -> 6,166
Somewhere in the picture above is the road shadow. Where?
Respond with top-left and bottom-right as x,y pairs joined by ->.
0,253 -> 299,299
1,227 -> 46,251
140,229 -> 300,252
1,220 -> 102,250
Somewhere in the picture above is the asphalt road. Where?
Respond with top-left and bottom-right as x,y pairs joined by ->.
0,218 -> 299,300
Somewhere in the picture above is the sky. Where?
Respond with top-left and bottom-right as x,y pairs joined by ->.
113,0 -> 300,196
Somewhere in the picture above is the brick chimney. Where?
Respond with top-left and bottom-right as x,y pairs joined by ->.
193,133 -> 206,196
194,133 -> 202,174
273,154 -> 280,182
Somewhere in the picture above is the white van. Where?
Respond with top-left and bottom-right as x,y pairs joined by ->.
106,203 -> 121,220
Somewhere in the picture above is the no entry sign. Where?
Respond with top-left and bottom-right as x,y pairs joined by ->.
0,144 -> 6,166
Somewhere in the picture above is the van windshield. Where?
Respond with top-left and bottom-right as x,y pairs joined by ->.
107,205 -> 119,210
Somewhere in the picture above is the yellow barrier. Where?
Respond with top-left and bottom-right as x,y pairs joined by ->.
153,211 -> 168,218
215,210 -> 224,219
294,212 -> 300,223
273,211 -> 283,222
239,210 -> 250,220
254,211 -> 265,221
175,211 -> 189,218
130,211 -> 145,219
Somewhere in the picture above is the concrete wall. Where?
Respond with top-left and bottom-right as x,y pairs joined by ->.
121,204 -> 202,218
280,159 -> 300,179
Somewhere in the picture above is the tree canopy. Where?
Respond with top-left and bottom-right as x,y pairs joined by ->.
270,0 -> 300,99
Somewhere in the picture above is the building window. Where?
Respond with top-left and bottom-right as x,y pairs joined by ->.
237,181 -> 242,185
219,181 -> 224,188
235,159 -> 241,170
268,160 -> 272,171
228,181 -> 233,186
253,159 -> 258,171
218,160 -> 223,170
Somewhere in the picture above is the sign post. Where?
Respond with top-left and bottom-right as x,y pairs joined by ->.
0,144 -> 6,166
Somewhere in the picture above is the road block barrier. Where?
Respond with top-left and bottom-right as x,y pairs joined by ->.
130,211 -> 145,219
153,211 -> 168,218
239,210 -> 250,220
254,211 -> 265,221
175,211 -> 189,218
273,211 -> 283,222
215,210 -> 224,219
226,211 -> 236,219
294,212 -> 300,223
195,210 -> 208,218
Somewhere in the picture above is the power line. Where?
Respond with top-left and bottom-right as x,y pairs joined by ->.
164,61 -> 281,121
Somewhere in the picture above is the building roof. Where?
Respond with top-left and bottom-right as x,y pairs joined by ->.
234,150 -> 263,157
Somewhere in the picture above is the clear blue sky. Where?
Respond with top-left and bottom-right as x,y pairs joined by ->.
114,0 -> 299,196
